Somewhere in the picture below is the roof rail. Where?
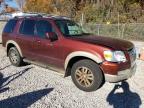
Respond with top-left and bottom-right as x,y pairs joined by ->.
43,14 -> 71,20
13,13 -> 44,19
13,12 -> 71,20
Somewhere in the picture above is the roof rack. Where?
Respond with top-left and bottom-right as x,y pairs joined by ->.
44,14 -> 71,20
13,12 -> 71,20
14,14 -> 43,19
13,12 -> 46,19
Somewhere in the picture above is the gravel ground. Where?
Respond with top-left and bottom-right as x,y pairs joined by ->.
0,42 -> 144,108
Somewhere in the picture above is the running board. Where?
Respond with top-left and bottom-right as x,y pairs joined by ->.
23,59 -> 65,75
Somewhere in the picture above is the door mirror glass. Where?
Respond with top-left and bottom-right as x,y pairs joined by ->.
45,32 -> 58,42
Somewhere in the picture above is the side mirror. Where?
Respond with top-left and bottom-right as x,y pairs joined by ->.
45,32 -> 58,42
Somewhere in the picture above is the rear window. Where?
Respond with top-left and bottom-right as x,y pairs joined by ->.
3,19 -> 17,33
19,19 -> 36,36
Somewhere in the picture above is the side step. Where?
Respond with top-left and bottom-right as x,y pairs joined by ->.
23,59 -> 65,75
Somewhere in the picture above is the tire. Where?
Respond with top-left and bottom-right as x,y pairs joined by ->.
71,59 -> 104,92
8,47 -> 23,67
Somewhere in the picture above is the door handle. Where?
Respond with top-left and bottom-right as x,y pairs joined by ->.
36,40 -> 41,45
36,40 -> 41,43
37,40 -> 41,43
46,43 -> 53,46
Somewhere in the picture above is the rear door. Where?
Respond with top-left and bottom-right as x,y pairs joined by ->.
16,19 -> 36,60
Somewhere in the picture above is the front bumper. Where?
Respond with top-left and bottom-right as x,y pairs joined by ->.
104,63 -> 137,83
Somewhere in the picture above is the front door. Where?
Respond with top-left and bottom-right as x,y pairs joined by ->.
33,20 -> 62,67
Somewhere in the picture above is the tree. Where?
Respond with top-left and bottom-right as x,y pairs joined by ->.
5,4 -> 17,13
23,0 -> 144,23
0,0 -> 17,14
24,0 -> 56,13
15,0 -> 25,11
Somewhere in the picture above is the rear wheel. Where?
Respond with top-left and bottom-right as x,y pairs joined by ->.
71,59 -> 104,92
8,47 -> 23,67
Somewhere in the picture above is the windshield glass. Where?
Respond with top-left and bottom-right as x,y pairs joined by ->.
55,20 -> 89,37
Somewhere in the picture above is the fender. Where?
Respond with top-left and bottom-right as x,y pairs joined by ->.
64,51 -> 103,70
6,40 -> 23,57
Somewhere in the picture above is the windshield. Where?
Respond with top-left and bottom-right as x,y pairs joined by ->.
55,20 -> 89,37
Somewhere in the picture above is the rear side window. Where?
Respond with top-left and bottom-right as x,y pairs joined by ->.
19,19 -> 36,35
3,19 -> 17,33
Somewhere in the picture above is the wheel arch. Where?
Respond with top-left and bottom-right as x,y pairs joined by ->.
6,40 -> 23,57
64,51 -> 103,77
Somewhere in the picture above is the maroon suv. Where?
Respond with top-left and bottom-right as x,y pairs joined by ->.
2,15 -> 136,92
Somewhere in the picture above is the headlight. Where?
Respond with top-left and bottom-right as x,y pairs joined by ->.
104,51 -> 126,62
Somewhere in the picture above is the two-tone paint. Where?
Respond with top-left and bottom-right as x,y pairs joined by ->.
2,17 -> 136,82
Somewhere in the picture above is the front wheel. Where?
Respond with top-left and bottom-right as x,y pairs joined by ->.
71,59 -> 104,92
8,47 -> 23,67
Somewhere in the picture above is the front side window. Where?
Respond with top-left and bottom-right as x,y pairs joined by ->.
3,19 -> 17,33
36,20 -> 53,38
55,20 -> 88,37
19,19 -> 36,35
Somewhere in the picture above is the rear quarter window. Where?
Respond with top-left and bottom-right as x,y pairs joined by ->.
3,19 -> 17,33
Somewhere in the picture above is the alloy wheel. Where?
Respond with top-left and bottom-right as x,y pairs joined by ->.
10,49 -> 19,64
75,66 -> 94,87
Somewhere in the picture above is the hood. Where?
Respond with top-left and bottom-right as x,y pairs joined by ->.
68,35 -> 134,51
